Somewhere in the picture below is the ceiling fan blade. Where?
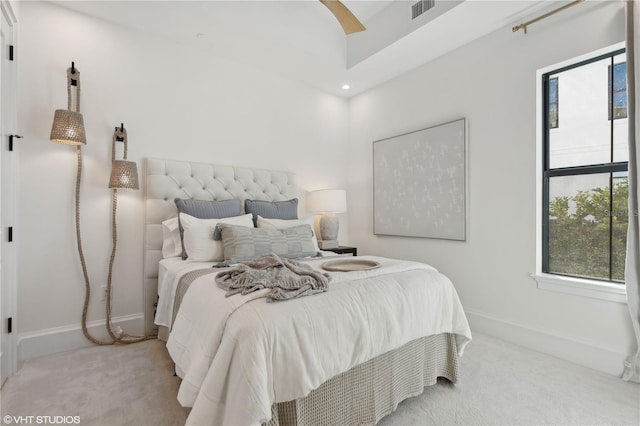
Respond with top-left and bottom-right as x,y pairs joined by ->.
319,0 -> 366,34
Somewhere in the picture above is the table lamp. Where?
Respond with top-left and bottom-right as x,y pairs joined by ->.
308,189 -> 347,249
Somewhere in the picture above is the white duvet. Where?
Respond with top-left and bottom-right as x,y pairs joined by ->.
156,258 -> 215,329
166,256 -> 472,426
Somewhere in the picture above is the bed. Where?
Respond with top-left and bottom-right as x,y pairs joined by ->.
143,158 -> 472,425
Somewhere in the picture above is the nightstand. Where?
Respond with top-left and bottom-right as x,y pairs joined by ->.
323,246 -> 357,256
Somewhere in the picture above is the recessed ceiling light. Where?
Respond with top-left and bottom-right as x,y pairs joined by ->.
342,84 -> 351,90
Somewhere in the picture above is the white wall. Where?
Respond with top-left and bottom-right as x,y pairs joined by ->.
348,1 -> 633,375
17,1 -> 349,357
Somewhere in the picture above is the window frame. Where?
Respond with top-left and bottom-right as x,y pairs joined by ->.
542,47 -> 627,282
534,42 -> 628,304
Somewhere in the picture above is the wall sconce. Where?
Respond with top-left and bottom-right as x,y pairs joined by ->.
103,124 -> 144,343
109,124 -> 139,190
50,63 -> 146,345
308,189 -> 347,249
50,62 -> 86,145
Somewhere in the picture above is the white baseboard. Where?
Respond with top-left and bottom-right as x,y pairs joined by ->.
17,313 -> 145,365
16,309 -> 627,377
465,309 -> 627,377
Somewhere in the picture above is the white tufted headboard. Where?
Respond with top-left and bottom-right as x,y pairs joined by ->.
143,158 -> 298,335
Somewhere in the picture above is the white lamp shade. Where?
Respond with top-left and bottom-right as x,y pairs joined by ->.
308,189 -> 347,213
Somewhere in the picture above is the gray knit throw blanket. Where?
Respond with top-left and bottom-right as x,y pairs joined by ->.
216,253 -> 329,301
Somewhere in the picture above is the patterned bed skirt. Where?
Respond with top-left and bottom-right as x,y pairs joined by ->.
266,332 -> 459,426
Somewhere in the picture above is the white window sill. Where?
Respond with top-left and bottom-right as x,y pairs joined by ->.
532,273 -> 627,304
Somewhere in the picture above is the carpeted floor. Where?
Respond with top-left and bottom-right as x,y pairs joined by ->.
1,332 -> 638,425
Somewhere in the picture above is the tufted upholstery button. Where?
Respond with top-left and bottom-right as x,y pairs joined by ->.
164,197 -> 168,201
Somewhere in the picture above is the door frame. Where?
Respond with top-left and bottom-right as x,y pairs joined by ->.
1,0 -> 18,385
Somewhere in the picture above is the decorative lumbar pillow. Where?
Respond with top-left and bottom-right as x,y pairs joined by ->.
257,215 -> 320,254
245,198 -> 298,226
161,217 -> 182,258
216,223 -> 317,263
181,213 -> 254,262
175,198 -> 243,259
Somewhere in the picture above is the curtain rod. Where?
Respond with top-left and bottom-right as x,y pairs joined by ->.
512,0 -> 584,34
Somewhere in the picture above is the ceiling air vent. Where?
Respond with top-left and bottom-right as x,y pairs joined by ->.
412,0 -> 435,20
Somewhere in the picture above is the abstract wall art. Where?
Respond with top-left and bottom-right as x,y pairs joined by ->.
373,118 -> 467,241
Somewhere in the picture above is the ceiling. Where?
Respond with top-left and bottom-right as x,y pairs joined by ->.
53,0 -> 552,98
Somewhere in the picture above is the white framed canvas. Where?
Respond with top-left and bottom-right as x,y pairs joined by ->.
373,118 -> 467,241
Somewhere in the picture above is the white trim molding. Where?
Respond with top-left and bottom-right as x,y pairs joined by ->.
533,273 -> 628,304
1,0 -> 19,24
17,314 -> 145,365
466,308 -> 627,377
0,0 -> 19,383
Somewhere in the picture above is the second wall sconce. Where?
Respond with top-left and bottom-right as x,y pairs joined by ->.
109,124 -> 139,190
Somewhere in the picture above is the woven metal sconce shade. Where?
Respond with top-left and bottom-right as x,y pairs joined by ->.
50,109 -> 86,145
109,160 -> 139,190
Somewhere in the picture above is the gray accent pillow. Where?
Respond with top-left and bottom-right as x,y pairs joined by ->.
175,198 -> 242,259
217,223 -> 316,263
175,198 -> 242,218
245,198 -> 298,226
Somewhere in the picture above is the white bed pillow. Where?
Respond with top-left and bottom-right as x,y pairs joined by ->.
161,217 -> 182,258
256,215 -> 320,254
181,213 -> 254,262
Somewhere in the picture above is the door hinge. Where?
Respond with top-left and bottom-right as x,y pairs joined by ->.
9,134 -> 23,152
9,45 -> 14,61
7,317 -> 12,334
8,226 -> 13,242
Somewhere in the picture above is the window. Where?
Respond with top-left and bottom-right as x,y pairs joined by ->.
548,77 -> 559,129
609,62 -> 628,120
542,48 -> 628,283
